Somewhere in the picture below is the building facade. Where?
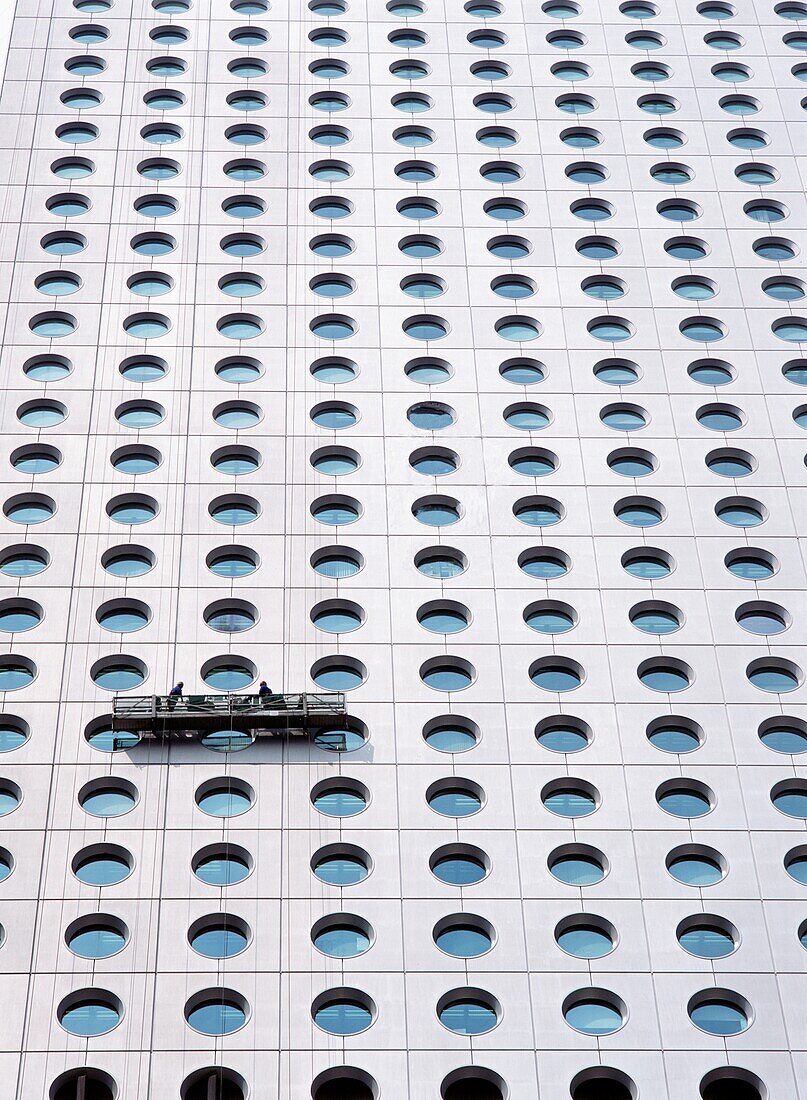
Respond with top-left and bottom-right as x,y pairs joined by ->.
0,0 -> 806,1097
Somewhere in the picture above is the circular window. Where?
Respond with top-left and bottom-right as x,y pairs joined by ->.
96,599 -> 150,632
477,125 -> 518,148
699,1069 -> 765,1100
677,915 -> 738,959
209,494 -> 260,526
17,400 -> 67,429
563,989 -> 626,1036
734,161 -> 777,186
0,780 -> 21,816
58,990 -> 122,1036
0,597 -> 42,633
23,354 -> 71,382
570,1070 -> 636,1100
588,316 -> 634,342
524,600 -> 576,635
553,60 -> 591,81
311,494 -> 361,527
78,779 -> 137,818
657,779 -> 713,818
312,843 -> 371,886
311,599 -> 364,634
310,357 -> 358,384
688,989 -> 751,1035
66,916 -> 128,960
204,599 -> 257,633
111,445 -> 162,475
90,656 -> 146,691
0,716 -> 29,753
735,600 -> 789,636
583,275 -> 626,302
101,544 -> 155,578
430,844 -> 489,886
542,778 -> 599,818
487,234 -> 531,260
412,495 -> 462,527
536,715 -> 591,753
0,545 -> 48,580
312,989 -> 375,1035
417,600 -> 470,634
84,717 -> 140,753
747,657 -> 802,692
4,494 -> 56,525
638,657 -> 692,692
725,547 -> 777,580
438,988 -> 500,1035
548,843 -> 608,886
35,269 -> 82,296
433,915 -> 493,958
673,275 -> 716,301
427,778 -> 484,817
758,717 -> 807,754
503,401 -> 550,431
629,600 -> 682,634
192,843 -> 252,887
115,400 -> 165,430
513,494 -> 564,527
311,778 -> 369,817
408,401 -> 455,430
577,235 -> 620,261
519,546 -> 570,579
415,546 -> 467,579
556,914 -> 617,959
422,716 -> 479,754
667,844 -> 727,886
420,656 -> 476,691
633,61 -> 671,82
311,1071 -> 376,1100
508,447 -> 557,477
189,915 -> 250,959
647,716 -> 703,754
593,360 -> 640,387
310,655 -> 366,690
410,446 -> 459,476
72,844 -> 133,887
706,447 -> 755,478
529,656 -> 583,692
715,496 -> 766,527
181,1070 -> 247,1100
310,545 -> 364,579
312,914 -> 372,958
195,778 -> 254,817
608,447 -> 656,476
185,990 -> 248,1035
771,779 -> 807,818
210,445 -> 261,476
312,718 -> 368,754
310,445 -> 360,476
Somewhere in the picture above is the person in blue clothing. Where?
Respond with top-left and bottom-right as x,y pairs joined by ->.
167,681 -> 183,709
258,680 -> 272,705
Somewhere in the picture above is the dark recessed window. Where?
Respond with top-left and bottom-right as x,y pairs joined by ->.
430,845 -> 489,885
312,844 -> 371,886
549,844 -> 607,886
193,844 -> 252,886
73,845 -> 133,886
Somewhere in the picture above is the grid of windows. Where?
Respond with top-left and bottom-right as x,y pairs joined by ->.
0,0 -> 806,1097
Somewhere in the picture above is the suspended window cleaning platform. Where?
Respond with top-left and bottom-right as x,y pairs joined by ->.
112,692 -> 348,743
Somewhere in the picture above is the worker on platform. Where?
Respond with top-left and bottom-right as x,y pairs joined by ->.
258,680 -> 272,705
168,680 -> 183,709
